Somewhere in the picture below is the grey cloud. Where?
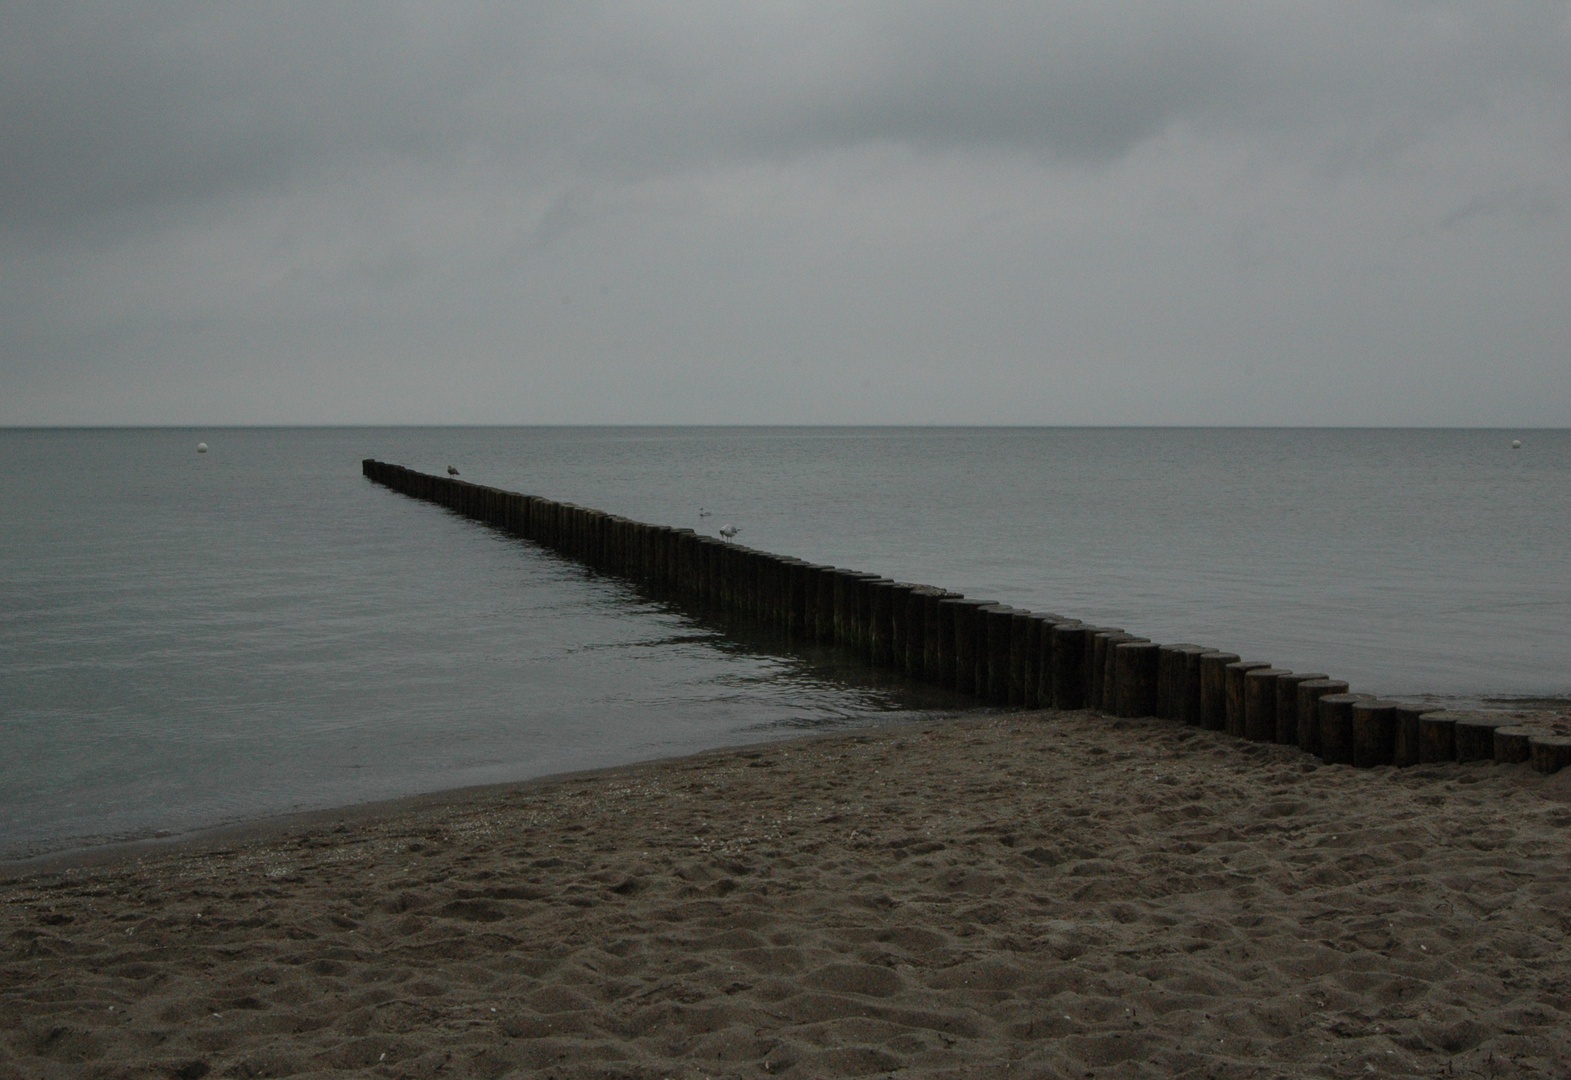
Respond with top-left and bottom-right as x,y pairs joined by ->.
3,1 -> 1568,427
5,2 -> 1565,237
1440,186 -> 1561,229
0,4 -> 561,234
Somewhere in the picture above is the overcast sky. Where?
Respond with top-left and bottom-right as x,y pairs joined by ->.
2,2 -> 1567,425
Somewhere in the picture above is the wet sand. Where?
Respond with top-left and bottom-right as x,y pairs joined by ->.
4,709 -> 1571,1079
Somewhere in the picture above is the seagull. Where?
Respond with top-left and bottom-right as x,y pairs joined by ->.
447,465 -> 460,476
719,524 -> 740,539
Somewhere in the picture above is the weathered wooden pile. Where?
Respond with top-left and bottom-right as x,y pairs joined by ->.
363,460 -> 1571,774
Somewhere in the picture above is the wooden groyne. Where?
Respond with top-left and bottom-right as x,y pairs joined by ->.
362,460 -> 1571,774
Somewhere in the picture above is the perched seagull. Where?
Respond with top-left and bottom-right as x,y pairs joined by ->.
718,524 -> 740,539
447,465 -> 460,476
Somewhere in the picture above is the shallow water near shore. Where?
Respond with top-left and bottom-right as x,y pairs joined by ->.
2,426 -> 1567,858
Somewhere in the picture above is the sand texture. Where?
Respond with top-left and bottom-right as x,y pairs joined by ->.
5,710 -> 1571,1079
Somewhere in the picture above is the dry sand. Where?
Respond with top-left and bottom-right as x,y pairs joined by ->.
5,709 -> 1571,1079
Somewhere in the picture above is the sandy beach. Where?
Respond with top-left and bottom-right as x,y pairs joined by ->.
5,709 -> 1571,1079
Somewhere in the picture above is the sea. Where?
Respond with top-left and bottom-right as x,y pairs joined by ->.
2,427 -> 1567,860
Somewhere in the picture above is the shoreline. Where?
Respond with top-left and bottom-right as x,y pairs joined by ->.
5,708 -> 1571,1077
7,694 -> 1564,875
0,731 -> 850,881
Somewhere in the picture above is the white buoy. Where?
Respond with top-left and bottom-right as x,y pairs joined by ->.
196,442 -> 208,453
1512,440 -> 1522,449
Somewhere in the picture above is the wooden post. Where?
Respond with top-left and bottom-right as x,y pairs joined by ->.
562,503 -> 579,555
1113,642 -> 1161,718
1173,646 -> 1205,726
752,550 -> 772,624
1034,617 -> 1069,710
1530,735 -> 1571,774
1392,704 -> 1441,767
525,497 -> 541,545
972,602 -> 1004,699
741,547 -> 758,616
1198,652 -> 1240,731
1351,699 -> 1399,767
1051,622 -> 1087,710
870,580 -> 897,668
1087,631 -> 1112,711
785,561 -> 809,641
1156,644 -> 1201,720
1295,679 -> 1349,756
773,556 -> 794,632
832,570 -> 863,649
888,583 -> 913,673
1087,630 -> 1110,711
642,523 -> 659,584
1011,611 -> 1037,708
663,525 -> 682,590
984,605 -> 1015,704
605,514 -> 619,570
744,549 -> 762,620
1317,693 -> 1362,765
1099,633 -> 1145,713
674,529 -> 698,595
1224,661 -> 1271,738
738,548 -> 759,617
1494,727 -> 1534,764
1455,717 -> 1509,762
582,508 -> 602,566
704,538 -> 722,608
923,592 -> 951,684
639,522 -> 654,582
814,567 -> 838,643
935,597 -> 965,691
1074,628 -> 1112,713
733,546 -> 751,615
794,562 -> 815,636
1274,672 -> 1328,745
1085,628 -> 1126,712
735,546 -> 753,615
950,600 -> 989,696
858,576 -> 890,662
702,537 -> 725,607
898,590 -> 920,677
1418,712 -> 1457,763
668,526 -> 685,592
1243,668 -> 1291,742
720,537 -> 738,608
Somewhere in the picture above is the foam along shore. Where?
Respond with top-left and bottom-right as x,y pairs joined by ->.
5,709 -> 1571,1079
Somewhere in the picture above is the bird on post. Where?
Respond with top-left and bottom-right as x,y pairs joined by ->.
719,524 -> 740,540
447,465 -> 460,476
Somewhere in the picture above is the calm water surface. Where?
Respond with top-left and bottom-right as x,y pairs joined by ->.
2,427 -> 1566,858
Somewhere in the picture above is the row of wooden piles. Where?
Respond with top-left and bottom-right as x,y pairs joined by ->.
363,460 -> 1571,774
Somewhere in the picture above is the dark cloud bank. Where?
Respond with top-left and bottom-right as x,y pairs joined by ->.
2,2 -> 1567,424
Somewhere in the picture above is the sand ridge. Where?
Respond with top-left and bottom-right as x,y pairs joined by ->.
4,710 -> 1571,1078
